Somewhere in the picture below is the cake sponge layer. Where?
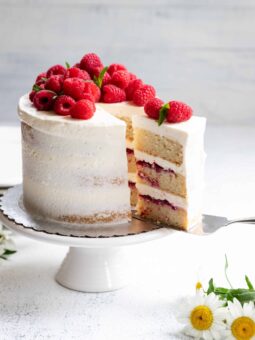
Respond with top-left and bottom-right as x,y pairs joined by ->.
134,128 -> 183,165
128,182 -> 138,207
127,149 -> 137,173
136,160 -> 186,198
137,195 -> 188,230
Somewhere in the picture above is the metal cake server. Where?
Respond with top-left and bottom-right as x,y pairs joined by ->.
201,214 -> 255,235
134,213 -> 255,236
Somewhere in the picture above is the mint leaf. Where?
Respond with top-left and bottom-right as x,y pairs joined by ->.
207,278 -> 215,294
245,275 -> 254,290
65,61 -> 70,69
32,84 -> 42,92
94,66 -> 108,89
158,103 -> 169,126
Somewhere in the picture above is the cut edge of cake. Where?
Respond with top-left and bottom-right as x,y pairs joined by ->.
132,113 -> 206,230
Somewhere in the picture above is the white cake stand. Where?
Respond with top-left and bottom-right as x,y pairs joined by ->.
0,186 -> 175,293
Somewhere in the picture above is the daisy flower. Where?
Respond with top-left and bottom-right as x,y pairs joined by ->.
225,298 -> 255,340
178,289 -> 227,339
0,224 -> 16,260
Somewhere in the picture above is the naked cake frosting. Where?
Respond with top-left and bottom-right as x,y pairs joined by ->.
19,94 -> 131,224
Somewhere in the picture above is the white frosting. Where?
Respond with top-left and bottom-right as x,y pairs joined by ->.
24,177 -> 130,217
126,139 -> 134,150
19,94 -> 131,223
132,114 -> 206,146
128,173 -> 137,183
136,183 -> 187,209
134,150 -> 185,175
97,102 -> 144,119
19,95 -> 126,139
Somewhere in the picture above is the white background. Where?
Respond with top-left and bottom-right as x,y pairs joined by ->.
1,0 -> 255,124
1,1 -> 255,339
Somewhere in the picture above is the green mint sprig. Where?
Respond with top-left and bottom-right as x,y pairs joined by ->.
65,61 -> 71,69
93,66 -> 108,89
158,103 -> 170,126
205,256 -> 255,305
32,84 -> 42,92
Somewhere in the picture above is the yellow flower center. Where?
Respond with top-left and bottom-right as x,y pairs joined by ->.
190,305 -> 213,330
231,316 -> 255,340
196,282 -> 203,290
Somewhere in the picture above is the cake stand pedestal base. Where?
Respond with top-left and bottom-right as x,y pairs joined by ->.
0,185 -> 175,293
56,246 -> 129,292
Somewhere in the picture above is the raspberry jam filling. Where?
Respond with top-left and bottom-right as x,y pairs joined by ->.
128,181 -> 136,188
136,160 -> 175,175
140,194 -> 178,211
138,171 -> 159,187
126,148 -> 134,155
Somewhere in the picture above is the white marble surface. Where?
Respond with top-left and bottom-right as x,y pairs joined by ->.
1,125 -> 255,339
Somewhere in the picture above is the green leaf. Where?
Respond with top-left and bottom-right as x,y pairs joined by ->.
158,103 -> 170,126
233,291 -> 255,304
3,249 -> 16,256
214,287 -> 230,294
207,278 -> 215,294
245,275 -> 254,290
224,254 -> 233,288
65,61 -> 70,69
32,84 -> 42,92
0,249 -> 16,260
41,77 -> 48,82
94,66 -> 108,89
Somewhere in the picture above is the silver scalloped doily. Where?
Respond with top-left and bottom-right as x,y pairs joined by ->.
0,185 -> 167,238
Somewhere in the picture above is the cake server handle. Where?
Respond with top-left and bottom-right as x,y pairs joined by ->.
227,217 -> 255,225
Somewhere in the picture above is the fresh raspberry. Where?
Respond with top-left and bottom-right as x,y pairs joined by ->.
36,72 -> 47,84
129,73 -> 137,81
144,98 -> 164,119
91,66 -> 111,86
101,84 -> 126,103
63,77 -> 85,100
53,95 -> 76,116
133,84 -> 156,106
125,79 -> 143,100
107,63 -> 127,76
33,90 -> 55,111
80,53 -> 103,75
166,101 -> 193,123
65,67 -> 91,80
29,90 -> 36,102
38,83 -> 45,90
111,70 -> 130,89
83,81 -> 101,102
46,64 -> 66,78
70,99 -> 95,120
82,92 -> 95,103
45,75 -> 64,94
